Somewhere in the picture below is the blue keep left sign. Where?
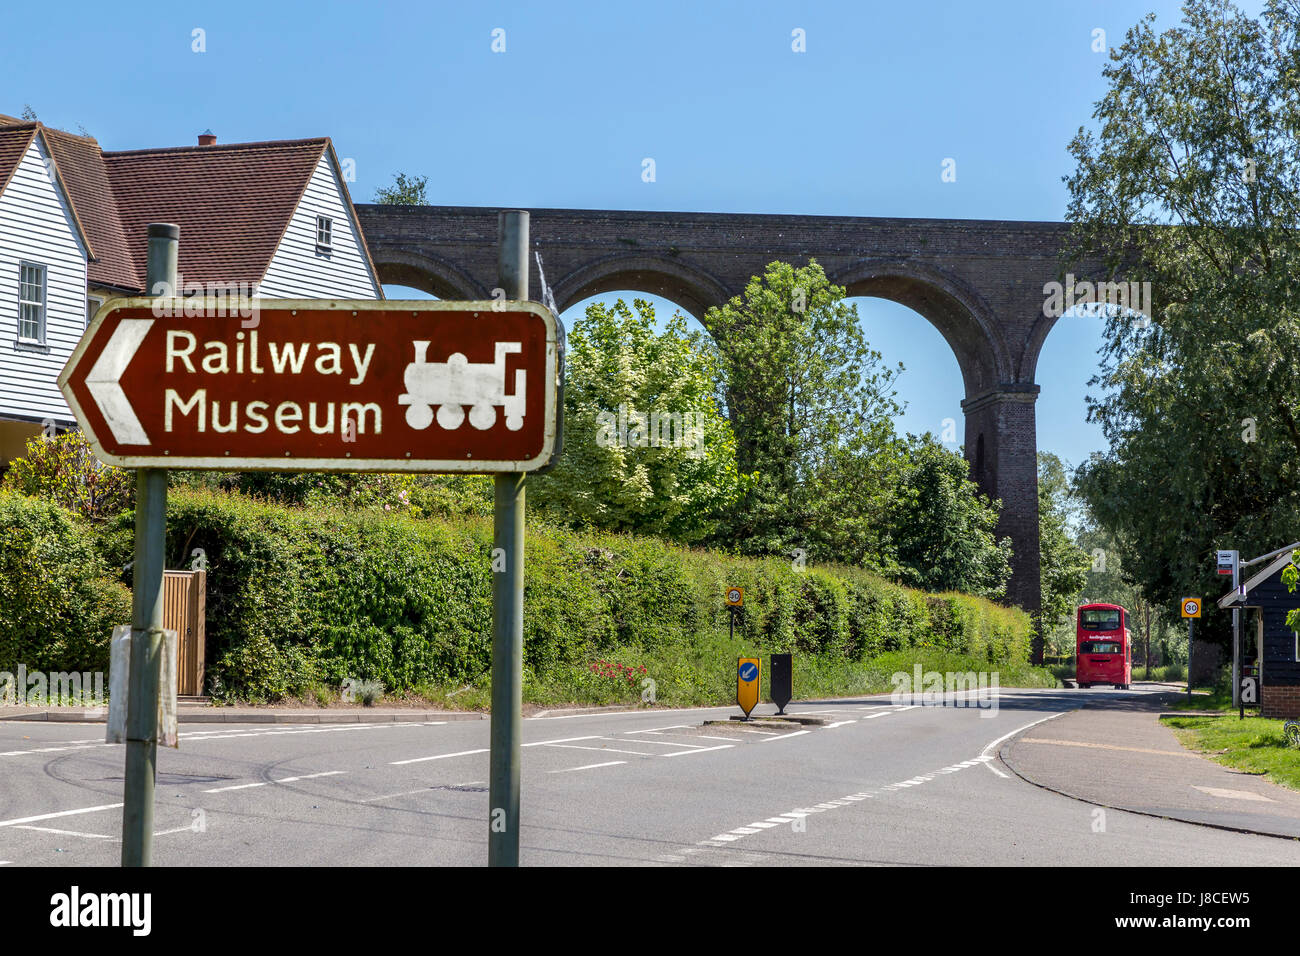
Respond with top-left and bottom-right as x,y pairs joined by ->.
739,662 -> 758,682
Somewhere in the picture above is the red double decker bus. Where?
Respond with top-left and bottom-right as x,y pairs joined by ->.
1076,603 -> 1131,689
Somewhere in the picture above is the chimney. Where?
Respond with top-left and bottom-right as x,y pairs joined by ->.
197,129 -> 216,146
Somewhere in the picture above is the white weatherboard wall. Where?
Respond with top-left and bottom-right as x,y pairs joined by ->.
258,154 -> 379,299
0,135 -> 86,426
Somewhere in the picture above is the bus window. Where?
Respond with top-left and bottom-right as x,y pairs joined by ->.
1079,608 -> 1122,631
1080,641 -> 1121,654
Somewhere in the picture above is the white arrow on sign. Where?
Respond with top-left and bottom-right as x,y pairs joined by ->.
86,318 -> 152,445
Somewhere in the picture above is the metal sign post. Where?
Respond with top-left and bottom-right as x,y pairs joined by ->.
1218,550 -> 1240,709
1181,598 -> 1201,703
121,223 -> 176,867
489,210 -> 529,868
60,212 -> 562,869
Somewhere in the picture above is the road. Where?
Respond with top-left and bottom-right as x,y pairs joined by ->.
1,685 -> 1297,866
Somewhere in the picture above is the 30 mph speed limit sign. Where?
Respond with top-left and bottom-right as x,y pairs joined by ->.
726,587 -> 744,607
1181,598 -> 1202,618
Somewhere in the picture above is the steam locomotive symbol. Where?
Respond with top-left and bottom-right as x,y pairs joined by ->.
399,340 -> 526,431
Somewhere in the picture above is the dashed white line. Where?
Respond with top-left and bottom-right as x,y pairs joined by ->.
758,730 -> 810,742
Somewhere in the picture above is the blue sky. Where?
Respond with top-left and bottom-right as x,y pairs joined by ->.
6,0 -> 1264,473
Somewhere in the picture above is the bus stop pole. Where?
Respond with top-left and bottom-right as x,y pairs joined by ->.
121,223 -> 177,867
488,210 -> 528,867
1232,557 -> 1241,711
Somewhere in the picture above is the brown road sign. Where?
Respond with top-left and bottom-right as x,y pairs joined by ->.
59,299 -> 561,472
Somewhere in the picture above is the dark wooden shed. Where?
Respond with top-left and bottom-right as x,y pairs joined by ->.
1218,552 -> 1300,718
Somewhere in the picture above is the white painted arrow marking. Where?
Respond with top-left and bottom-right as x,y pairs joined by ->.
86,319 -> 152,444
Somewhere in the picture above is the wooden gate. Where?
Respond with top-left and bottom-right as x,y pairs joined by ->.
163,570 -> 206,696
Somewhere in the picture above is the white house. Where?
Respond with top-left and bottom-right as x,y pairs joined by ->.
0,118 -> 382,465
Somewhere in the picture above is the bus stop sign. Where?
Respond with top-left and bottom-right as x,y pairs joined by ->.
59,299 -> 561,473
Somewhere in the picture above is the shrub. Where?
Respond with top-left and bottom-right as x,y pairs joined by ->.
95,487 -> 1033,703
1,431 -> 132,520
0,491 -> 131,672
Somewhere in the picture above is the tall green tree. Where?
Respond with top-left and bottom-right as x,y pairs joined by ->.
884,436 -> 1013,598
528,298 -> 747,542
1037,452 -> 1091,631
1067,0 -> 1300,629
705,260 -> 904,562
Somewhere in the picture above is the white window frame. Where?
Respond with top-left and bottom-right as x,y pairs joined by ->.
18,261 -> 47,344
315,215 -> 333,254
86,295 -> 103,329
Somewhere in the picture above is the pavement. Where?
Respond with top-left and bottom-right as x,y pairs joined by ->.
2,684 -> 1298,866
1001,689 -> 1300,840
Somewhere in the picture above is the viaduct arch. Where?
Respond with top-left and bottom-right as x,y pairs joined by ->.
356,204 -> 1085,635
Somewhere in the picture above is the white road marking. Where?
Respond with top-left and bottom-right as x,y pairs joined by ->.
540,743 -> 660,756
360,782 -> 483,802
597,736 -> 706,749
203,782 -> 267,793
825,720 -> 857,728
548,761 -> 626,773
276,771 -> 347,784
13,825 -> 113,839
392,748 -> 488,765
623,725 -> 692,734
521,735 -> 601,747
758,730 -> 810,742
663,744 -> 735,757
978,711 -> 1064,778
748,821 -> 781,828
0,803 -> 122,828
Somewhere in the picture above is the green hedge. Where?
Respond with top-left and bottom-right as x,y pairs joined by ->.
91,488 -> 1032,702
0,491 -> 131,672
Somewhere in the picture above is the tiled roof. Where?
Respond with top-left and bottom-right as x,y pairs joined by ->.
0,123 -> 38,200
41,126 -> 138,290
103,138 -> 329,290
0,114 -> 351,293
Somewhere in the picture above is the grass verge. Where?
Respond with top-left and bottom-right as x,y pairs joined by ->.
1161,714 -> 1300,791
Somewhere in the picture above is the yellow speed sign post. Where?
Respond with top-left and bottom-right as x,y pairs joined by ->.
726,587 -> 743,640
737,658 -> 760,719
1180,598 -> 1201,704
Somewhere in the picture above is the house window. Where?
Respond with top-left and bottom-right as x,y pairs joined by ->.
18,262 -> 46,343
315,215 -> 333,254
86,296 -> 103,328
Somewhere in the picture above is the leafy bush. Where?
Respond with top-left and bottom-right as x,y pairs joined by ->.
95,488 -> 1031,703
0,491 -> 131,672
1,431 -> 132,520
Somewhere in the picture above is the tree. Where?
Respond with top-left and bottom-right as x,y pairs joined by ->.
1066,0 -> 1300,633
528,298 -> 747,542
1037,452 -> 1091,632
374,172 -> 428,205
705,260 -> 904,562
882,435 -> 1013,598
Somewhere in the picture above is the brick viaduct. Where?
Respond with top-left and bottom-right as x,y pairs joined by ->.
355,204 -> 1082,633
